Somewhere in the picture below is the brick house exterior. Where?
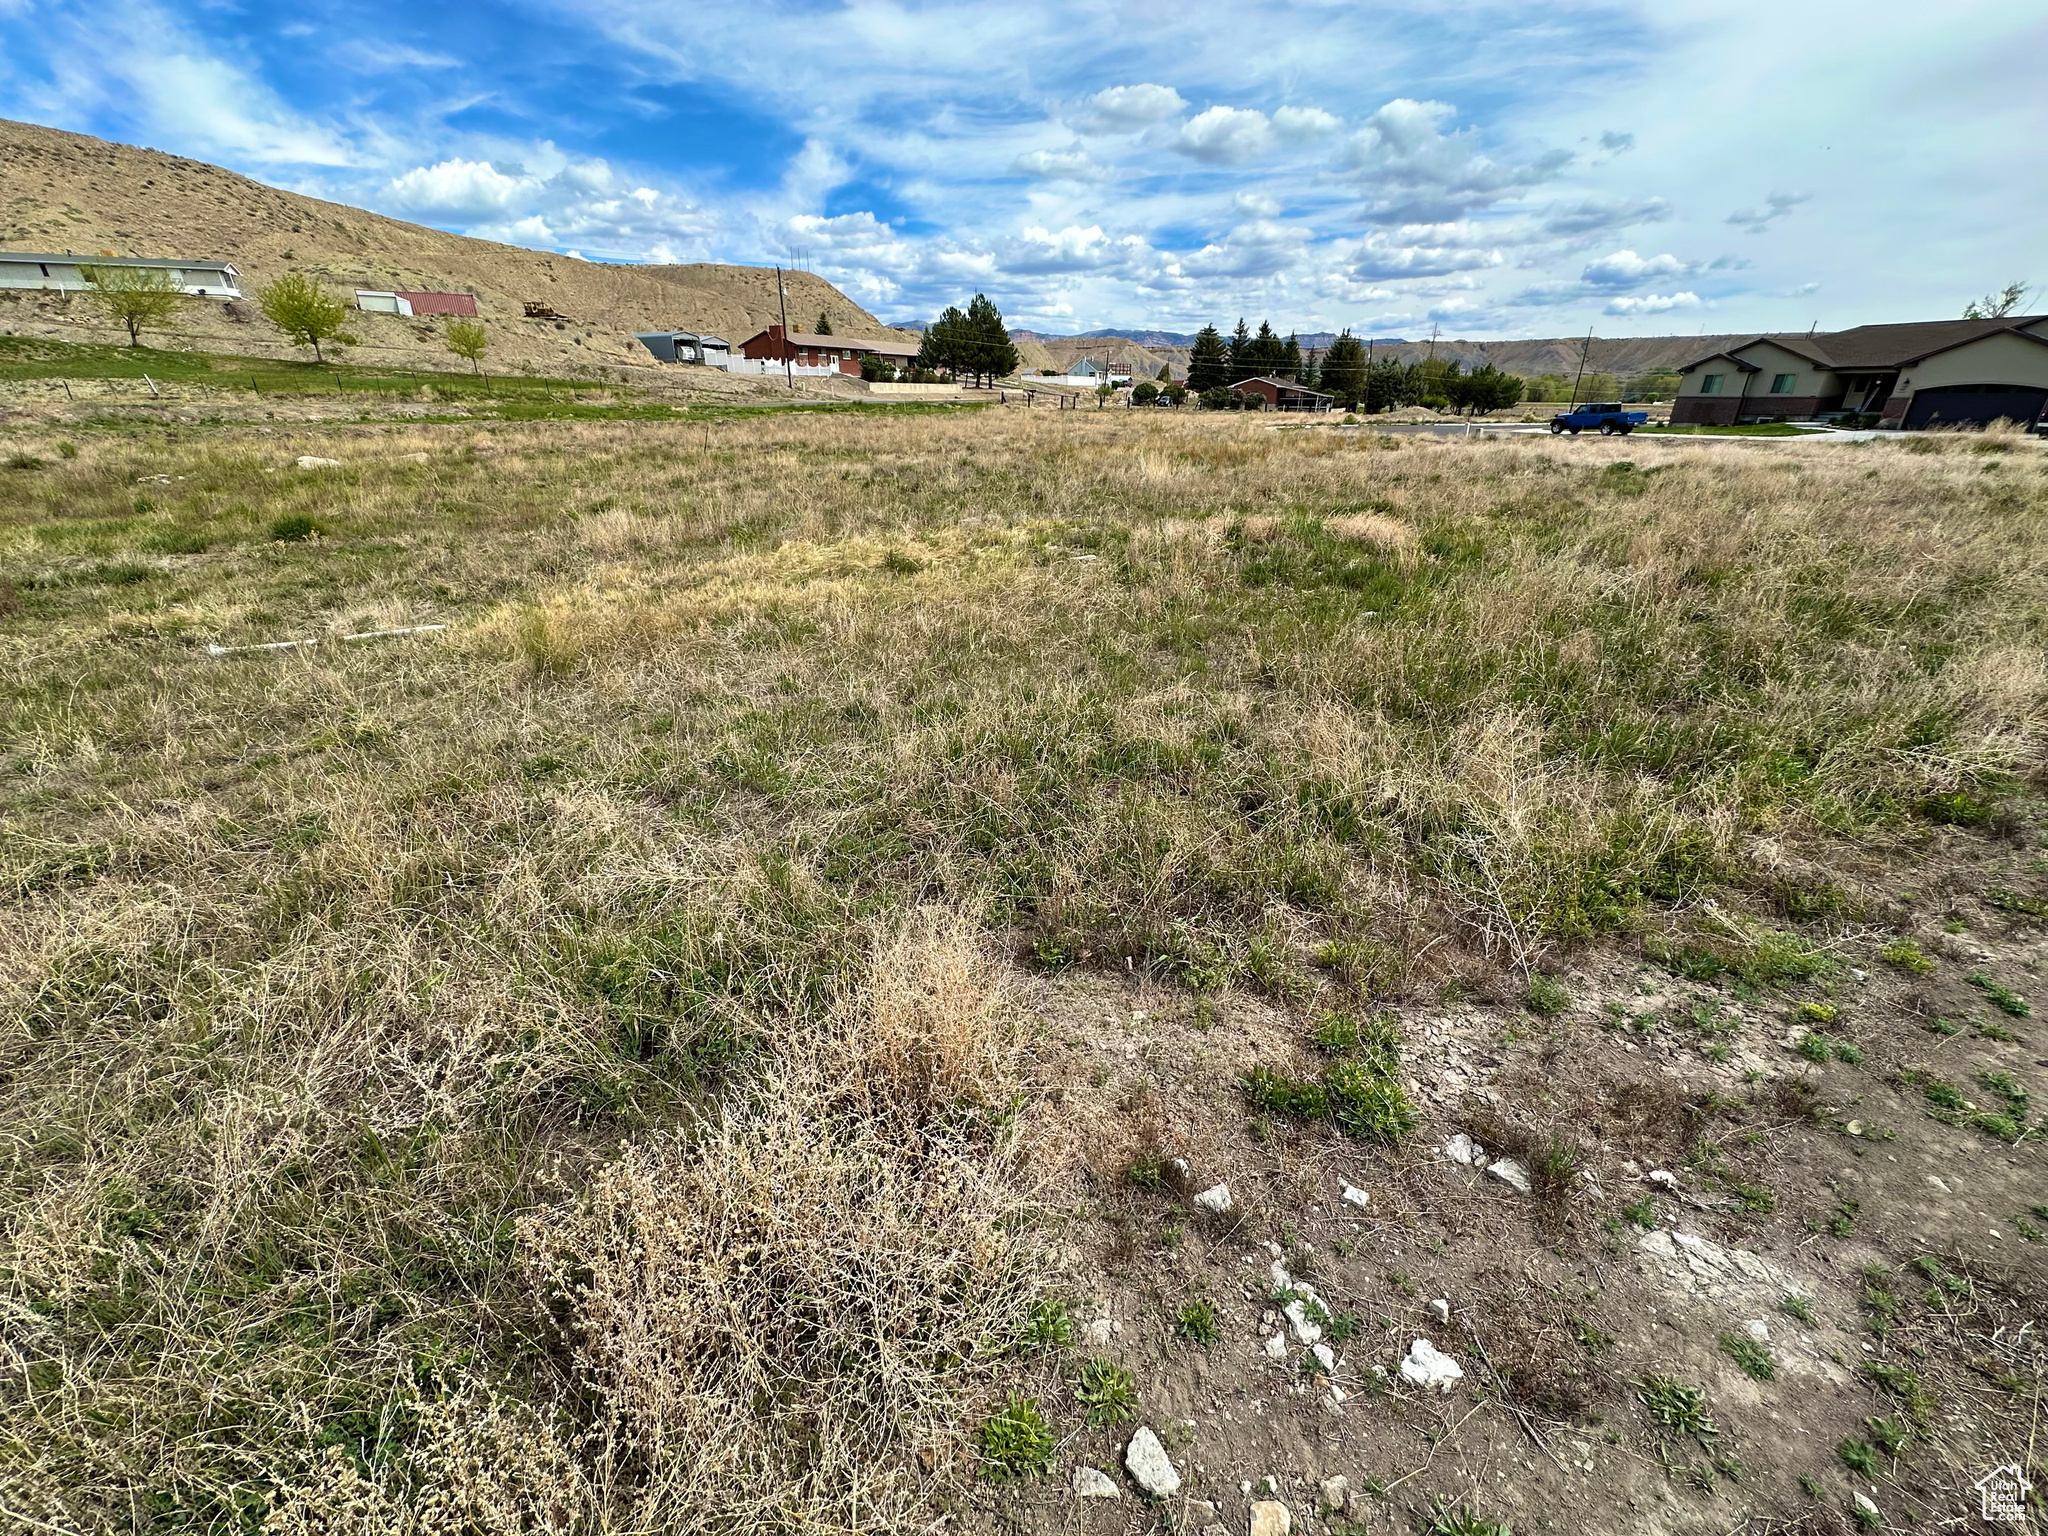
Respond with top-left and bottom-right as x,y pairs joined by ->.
1231,376 -> 1336,412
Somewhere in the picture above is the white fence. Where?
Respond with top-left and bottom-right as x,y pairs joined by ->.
708,357 -> 845,378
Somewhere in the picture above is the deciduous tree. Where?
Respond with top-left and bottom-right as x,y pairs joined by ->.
258,273 -> 355,363
80,264 -> 185,347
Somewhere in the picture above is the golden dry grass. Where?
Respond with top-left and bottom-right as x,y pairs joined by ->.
1,407 -> 2046,1530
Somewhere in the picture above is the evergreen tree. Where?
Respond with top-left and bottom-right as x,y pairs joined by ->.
1186,326 -> 1230,392
917,305 -> 970,378
1242,321 -> 1284,380
1319,330 -> 1368,406
1157,364 -> 1172,382
1280,332 -> 1304,383
966,293 -> 1019,384
1228,318 -> 1253,381
1363,357 -> 1417,414
816,311 -> 833,335
1299,347 -> 1321,390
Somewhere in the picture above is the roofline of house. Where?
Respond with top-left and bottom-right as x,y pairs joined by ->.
1676,349 -> 1765,374
0,251 -> 238,272
1896,320 -> 2048,367
1234,375 -> 1334,395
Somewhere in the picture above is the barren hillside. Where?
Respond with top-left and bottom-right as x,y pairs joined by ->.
0,118 -> 911,376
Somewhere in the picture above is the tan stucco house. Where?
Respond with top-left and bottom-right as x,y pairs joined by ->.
1672,315 -> 2048,429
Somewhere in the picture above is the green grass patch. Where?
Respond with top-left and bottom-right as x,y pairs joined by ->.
977,1398 -> 1056,1480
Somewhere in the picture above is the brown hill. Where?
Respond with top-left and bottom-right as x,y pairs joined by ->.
0,118 -> 913,378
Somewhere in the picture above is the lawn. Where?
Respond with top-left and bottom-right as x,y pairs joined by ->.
0,411 -> 2044,1530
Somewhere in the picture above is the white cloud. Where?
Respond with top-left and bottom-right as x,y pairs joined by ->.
1726,190 -> 1810,233
1077,82 -> 1185,131
1344,97 -> 1569,223
1580,248 -> 1686,287
1182,219 -> 1309,278
1233,191 -> 1280,217
386,158 -> 529,215
1272,105 -> 1341,140
1177,105 -> 1275,164
1011,146 -> 1109,182
1352,223 -> 1505,280
1604,290 -> 1702,314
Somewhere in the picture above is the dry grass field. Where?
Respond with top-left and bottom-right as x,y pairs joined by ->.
1,407 -> 2045,1535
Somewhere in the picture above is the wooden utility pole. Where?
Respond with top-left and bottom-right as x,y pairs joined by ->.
1568,326 -> 1595,409
775,266 -> 794,391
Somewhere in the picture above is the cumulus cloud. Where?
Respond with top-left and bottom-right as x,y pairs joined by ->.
386,158 -> 529,215
385,152 -> 717,260
1580,248 -> 1686,287
1538,195 -> 1670,238
1177,105 -> 1275,164
1273,105 -> 1342,140
1234,190 -> 1280,217
1727,191 -> 1810,233
1604,290 -> 1702,315
1076,82 -> 1185,131
1182,219 -> 1311,278
1352,222 -> 1505,280
1343,98 -> 1569,223
1011,146 -> 1109,182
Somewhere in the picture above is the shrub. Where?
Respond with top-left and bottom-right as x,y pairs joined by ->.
1525,973 -> 1569,1016
1880,939 -> 1935,974
1132,380 -> 1159,405
269,514 -> 318,542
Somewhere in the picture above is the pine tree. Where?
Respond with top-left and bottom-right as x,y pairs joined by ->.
1319,331 -> 1367,405
917,305 -> 969,379
966,293 -> 1019,384
816,311 -> 833,335
1186,326 -> 1230,392
1280,332 -> 1303,383
1228,318 -> 1253,382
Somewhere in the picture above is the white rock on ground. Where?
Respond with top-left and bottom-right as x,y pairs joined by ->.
1083,1318 -> 1114,1348
1744,1318 -> 1770,1342
1123,1427 -> 1179,1497
1319,1476 -> 1349,1511
1399,1338 -> 1465,1392
1186,1499 -> 1218,1523
1263,1332 -> 1289,1360
1855,1492 -> 1879,1518
1283,1296 -> 1324,1345
1193,1182 -> 1234,1214
1070,1466 -> 1119,1499
1249,1499 -> 1293,1536
1647,1169 -> 1679,1190
1341,1183 -> 1371,1209
294,456 -> 341,469
1312,1341 -> 1338,1372
1427,1298 -> 1451,1325
1443,1132 -> 1487,1166
1487,1158 -> 1532,1195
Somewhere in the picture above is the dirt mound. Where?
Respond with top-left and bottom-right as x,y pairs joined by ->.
0,117 -> 913,378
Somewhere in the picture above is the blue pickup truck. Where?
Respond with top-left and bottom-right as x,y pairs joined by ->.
1550,402 -> 1648,435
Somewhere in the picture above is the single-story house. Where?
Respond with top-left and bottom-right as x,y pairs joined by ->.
357,291 -> 413,316
1673,315 -> 2048,429
634,331 -> 732,365
1232,376 -> 1336,413
737,323 -> 921,376
0,250 -> 242,298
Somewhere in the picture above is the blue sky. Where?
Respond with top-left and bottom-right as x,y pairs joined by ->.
1,0 -> 2042,337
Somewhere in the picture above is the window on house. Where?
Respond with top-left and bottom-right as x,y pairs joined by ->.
1769,373 -> 1796,394
1699,373 -> 1723,395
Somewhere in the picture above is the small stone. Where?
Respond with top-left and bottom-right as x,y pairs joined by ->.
1194,1182 -> 1234,1214
294,455 -> 342,469
1925,1174 -> 1952,1194
1342,1183 -> 1371,1209
1071,1466 -> 1119,1499
1284,1296 -> 1324,1345
1487,1158 -> 1532,1195
1186,1499 -> 1219,1523
1319,1475 -> 1350,1510
1264,1332 -> 1289,1360
1399,1338 -> 1464,1392
1744,1319 -> 1770,1343
1249,1498 -> 1293,1536
1427,1298 -> 1451,1325
1240,1480 -> 1255,1495
1850,968 -> 1869,982
1646,1169 -> 1678,1191
1201,1527 -> 1229,1536
1312,1341 -> 1337,1372
1444,1132 -> 1487,1167
1854,1491 -> 1879,1517
1083,1318 -> 1114,1348
1123,1427 -> 1179,1497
